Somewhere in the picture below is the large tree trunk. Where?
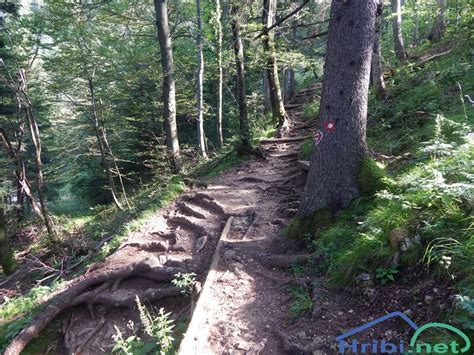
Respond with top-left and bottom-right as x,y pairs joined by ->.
214,0 -> 224,149
371,5 -> 387,99
391,0 -> 407,61
195,0 -> 207,157
154,0 -> 181,171
0,194 -> 15,275
296,0 -> 381,221
428,0 -> 446,42
230,4 -> 251,151
88,78 -> 124,211
18,71 -> 54,238
262,0 -> 289,131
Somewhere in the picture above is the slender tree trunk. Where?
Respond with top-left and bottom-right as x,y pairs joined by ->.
0,193 -> 15,275
214,0 -> 224,149
154,0 -> 181,171
262,71 -> 272,114
87,78 -> 124,211
296,0 -> 381,220
230,4 -> 251,151
371,5 -> 387,99
428,0 -> 446,42
17,71 -> 54,237
262,0 -> 289,130
195,0 -> 207,157
391,0 -> 407,61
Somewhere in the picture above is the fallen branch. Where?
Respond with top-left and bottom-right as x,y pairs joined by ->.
416,48 -> 453,67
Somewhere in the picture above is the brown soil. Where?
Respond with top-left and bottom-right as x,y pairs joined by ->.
3,84 -> 452,354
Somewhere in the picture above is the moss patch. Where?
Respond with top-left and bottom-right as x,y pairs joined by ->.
287,208 -> 333,239
357,157 -> 392,196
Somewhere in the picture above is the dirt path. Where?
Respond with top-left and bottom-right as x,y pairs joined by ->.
54,85 -> 322,355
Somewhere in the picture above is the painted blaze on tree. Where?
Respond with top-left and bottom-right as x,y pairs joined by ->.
289,0 -> 386,238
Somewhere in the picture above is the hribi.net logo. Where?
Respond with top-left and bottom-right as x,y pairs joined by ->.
336,311 -> 471,354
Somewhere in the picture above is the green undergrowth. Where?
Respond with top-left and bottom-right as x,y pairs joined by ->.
301,33 -> 474,334
299,137 -> 313,160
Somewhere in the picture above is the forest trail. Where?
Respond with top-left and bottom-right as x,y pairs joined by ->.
68,84 -> 319,355
8,84 -> 412,355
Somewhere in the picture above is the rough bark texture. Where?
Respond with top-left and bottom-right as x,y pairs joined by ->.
297,0 -> 380,217
215,0 -> 224,149
154,0 -> 181,171
262,0 -> 289,129
391,0 -> 407,61
428,0 -> 446,42
371,5 -> 387,99
231,4 -> 251,150
195,0 -> 207,157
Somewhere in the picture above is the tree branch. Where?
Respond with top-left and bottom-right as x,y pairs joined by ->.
254,0 -> 310,40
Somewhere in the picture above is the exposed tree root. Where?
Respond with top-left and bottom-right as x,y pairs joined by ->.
260,135 -> 311,144
120,240 -> 170,252
178,202 -> 207,219
72,285 -> 182,308
167,216 -> 207,235
236,176 -> 272,184
184,195 -> 226,217
5,262 -> 183,355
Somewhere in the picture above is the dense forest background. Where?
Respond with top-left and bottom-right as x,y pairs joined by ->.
0,0 -> 473,353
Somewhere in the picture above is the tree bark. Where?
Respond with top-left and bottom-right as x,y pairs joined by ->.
428,0 -> 446,42
214,0 -> 224,149
298,0 -> 381,216
371,5 -> 387,99
230,4 -> 251,151
17,71 -> 54,237
154,0 -> 181,171
262,0 -> 289,130
195,0 -> 207,157
391,0 -> 407,61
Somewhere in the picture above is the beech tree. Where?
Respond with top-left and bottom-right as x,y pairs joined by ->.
289,0 -> 384,237
391,0 -> 407,61
154,0 -> 181,170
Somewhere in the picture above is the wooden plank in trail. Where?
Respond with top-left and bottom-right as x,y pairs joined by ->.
178,216 -> 234,355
